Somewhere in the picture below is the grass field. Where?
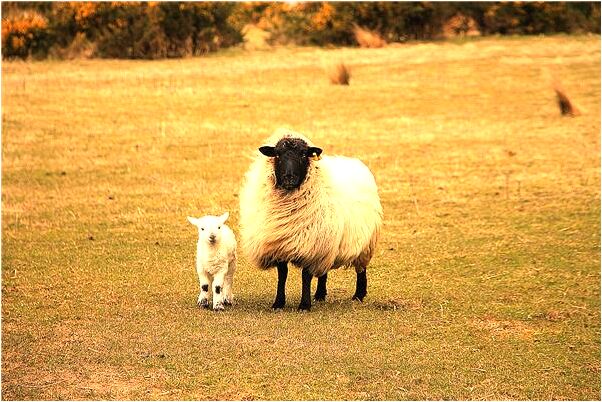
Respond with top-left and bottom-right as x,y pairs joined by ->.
2,35 -> 600,400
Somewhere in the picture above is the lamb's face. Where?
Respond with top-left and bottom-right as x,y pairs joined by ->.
187,212 -> 229,247
259,137 -> 322,192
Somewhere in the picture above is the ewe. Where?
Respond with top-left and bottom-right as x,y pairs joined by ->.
239,129 -> 383,311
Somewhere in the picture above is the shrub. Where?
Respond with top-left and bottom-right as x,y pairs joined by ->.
261,2 -> 457,46
259,2 -> 601,46
553,84 -> 581,117
2,2 -> 600,59
1,1 -> 244,60
48,31 -> 95,60
460,2 -> 601,35
329,62 -> 351,85
442,13 -> 481,38
1,8 -> 52,59
352,24 -> 386,48
94,3 -> 169,59
93,2 -> 244,59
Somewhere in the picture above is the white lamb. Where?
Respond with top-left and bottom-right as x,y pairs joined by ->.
187,212 -> 237,310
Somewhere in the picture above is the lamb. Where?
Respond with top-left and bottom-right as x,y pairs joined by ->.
239,128 -> 383,311
187,212 -> 237,311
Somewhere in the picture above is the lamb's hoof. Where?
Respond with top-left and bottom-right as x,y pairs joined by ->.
197,298 -> 210,308
351,294 -> 366,302
213,303 -> 225,311
223,299 -> 233,307
298,302 -> 311,312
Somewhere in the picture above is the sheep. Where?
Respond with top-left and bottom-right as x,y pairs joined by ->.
239,128 -> 383,311
187,212 -> 237,311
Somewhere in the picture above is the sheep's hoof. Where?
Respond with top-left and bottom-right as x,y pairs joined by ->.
297,302 -> 311,312
272,298 -> 285,310
213,303 -> 225,311
351,294 -> 365,302
223,299 -> 233,307
314,292 -> 327,302
197,298 -> 210,308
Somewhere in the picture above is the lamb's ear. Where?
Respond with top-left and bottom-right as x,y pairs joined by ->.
259,146 -> 276,157
187,216 -> 199,226
308,146 -> 323,159
218,212 -> 229,224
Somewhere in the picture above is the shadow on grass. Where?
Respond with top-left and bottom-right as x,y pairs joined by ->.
181,293 -> 429,316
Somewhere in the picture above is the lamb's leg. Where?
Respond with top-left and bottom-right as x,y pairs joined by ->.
197,270 -> 211,308
352,267 -> 367,302
272,261 -> 288,310
223,265 -> 234,306
314,272 -> 327,301
298,268 -> 313,311
212,271 -> 227,311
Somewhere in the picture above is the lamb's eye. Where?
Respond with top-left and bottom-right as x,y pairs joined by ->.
201,228 -> 204,231
218,226 -> 221,230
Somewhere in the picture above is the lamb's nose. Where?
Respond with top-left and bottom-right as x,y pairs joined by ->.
209,234 -> 216,243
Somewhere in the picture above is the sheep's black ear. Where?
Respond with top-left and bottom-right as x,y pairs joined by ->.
308,147 -> 323,157
259,146 -> 276,157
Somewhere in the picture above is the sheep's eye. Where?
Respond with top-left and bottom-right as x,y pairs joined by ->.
218,226 -> 221,230
201,228 -> 204,231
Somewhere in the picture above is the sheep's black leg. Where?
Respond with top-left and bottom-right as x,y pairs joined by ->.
352,269 -> 367,301
314,273 -> 327,301
272,262 -> 288,309
298,268 -> 313,311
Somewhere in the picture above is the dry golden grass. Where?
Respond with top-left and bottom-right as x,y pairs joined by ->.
353,24 -> 386,48
1,35 -> 600,400
328,62 -> 350,85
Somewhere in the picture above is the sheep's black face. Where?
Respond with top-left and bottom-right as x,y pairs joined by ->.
259,138 -> 322,191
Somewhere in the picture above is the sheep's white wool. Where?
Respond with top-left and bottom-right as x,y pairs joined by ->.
239,130 -> 382,277
188,212 -> 237,310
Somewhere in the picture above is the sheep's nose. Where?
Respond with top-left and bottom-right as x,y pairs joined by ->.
283,173 -> 296,184
209,234 -> 216,243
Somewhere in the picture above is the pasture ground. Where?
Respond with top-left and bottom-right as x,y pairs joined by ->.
1,35 -> 600,399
